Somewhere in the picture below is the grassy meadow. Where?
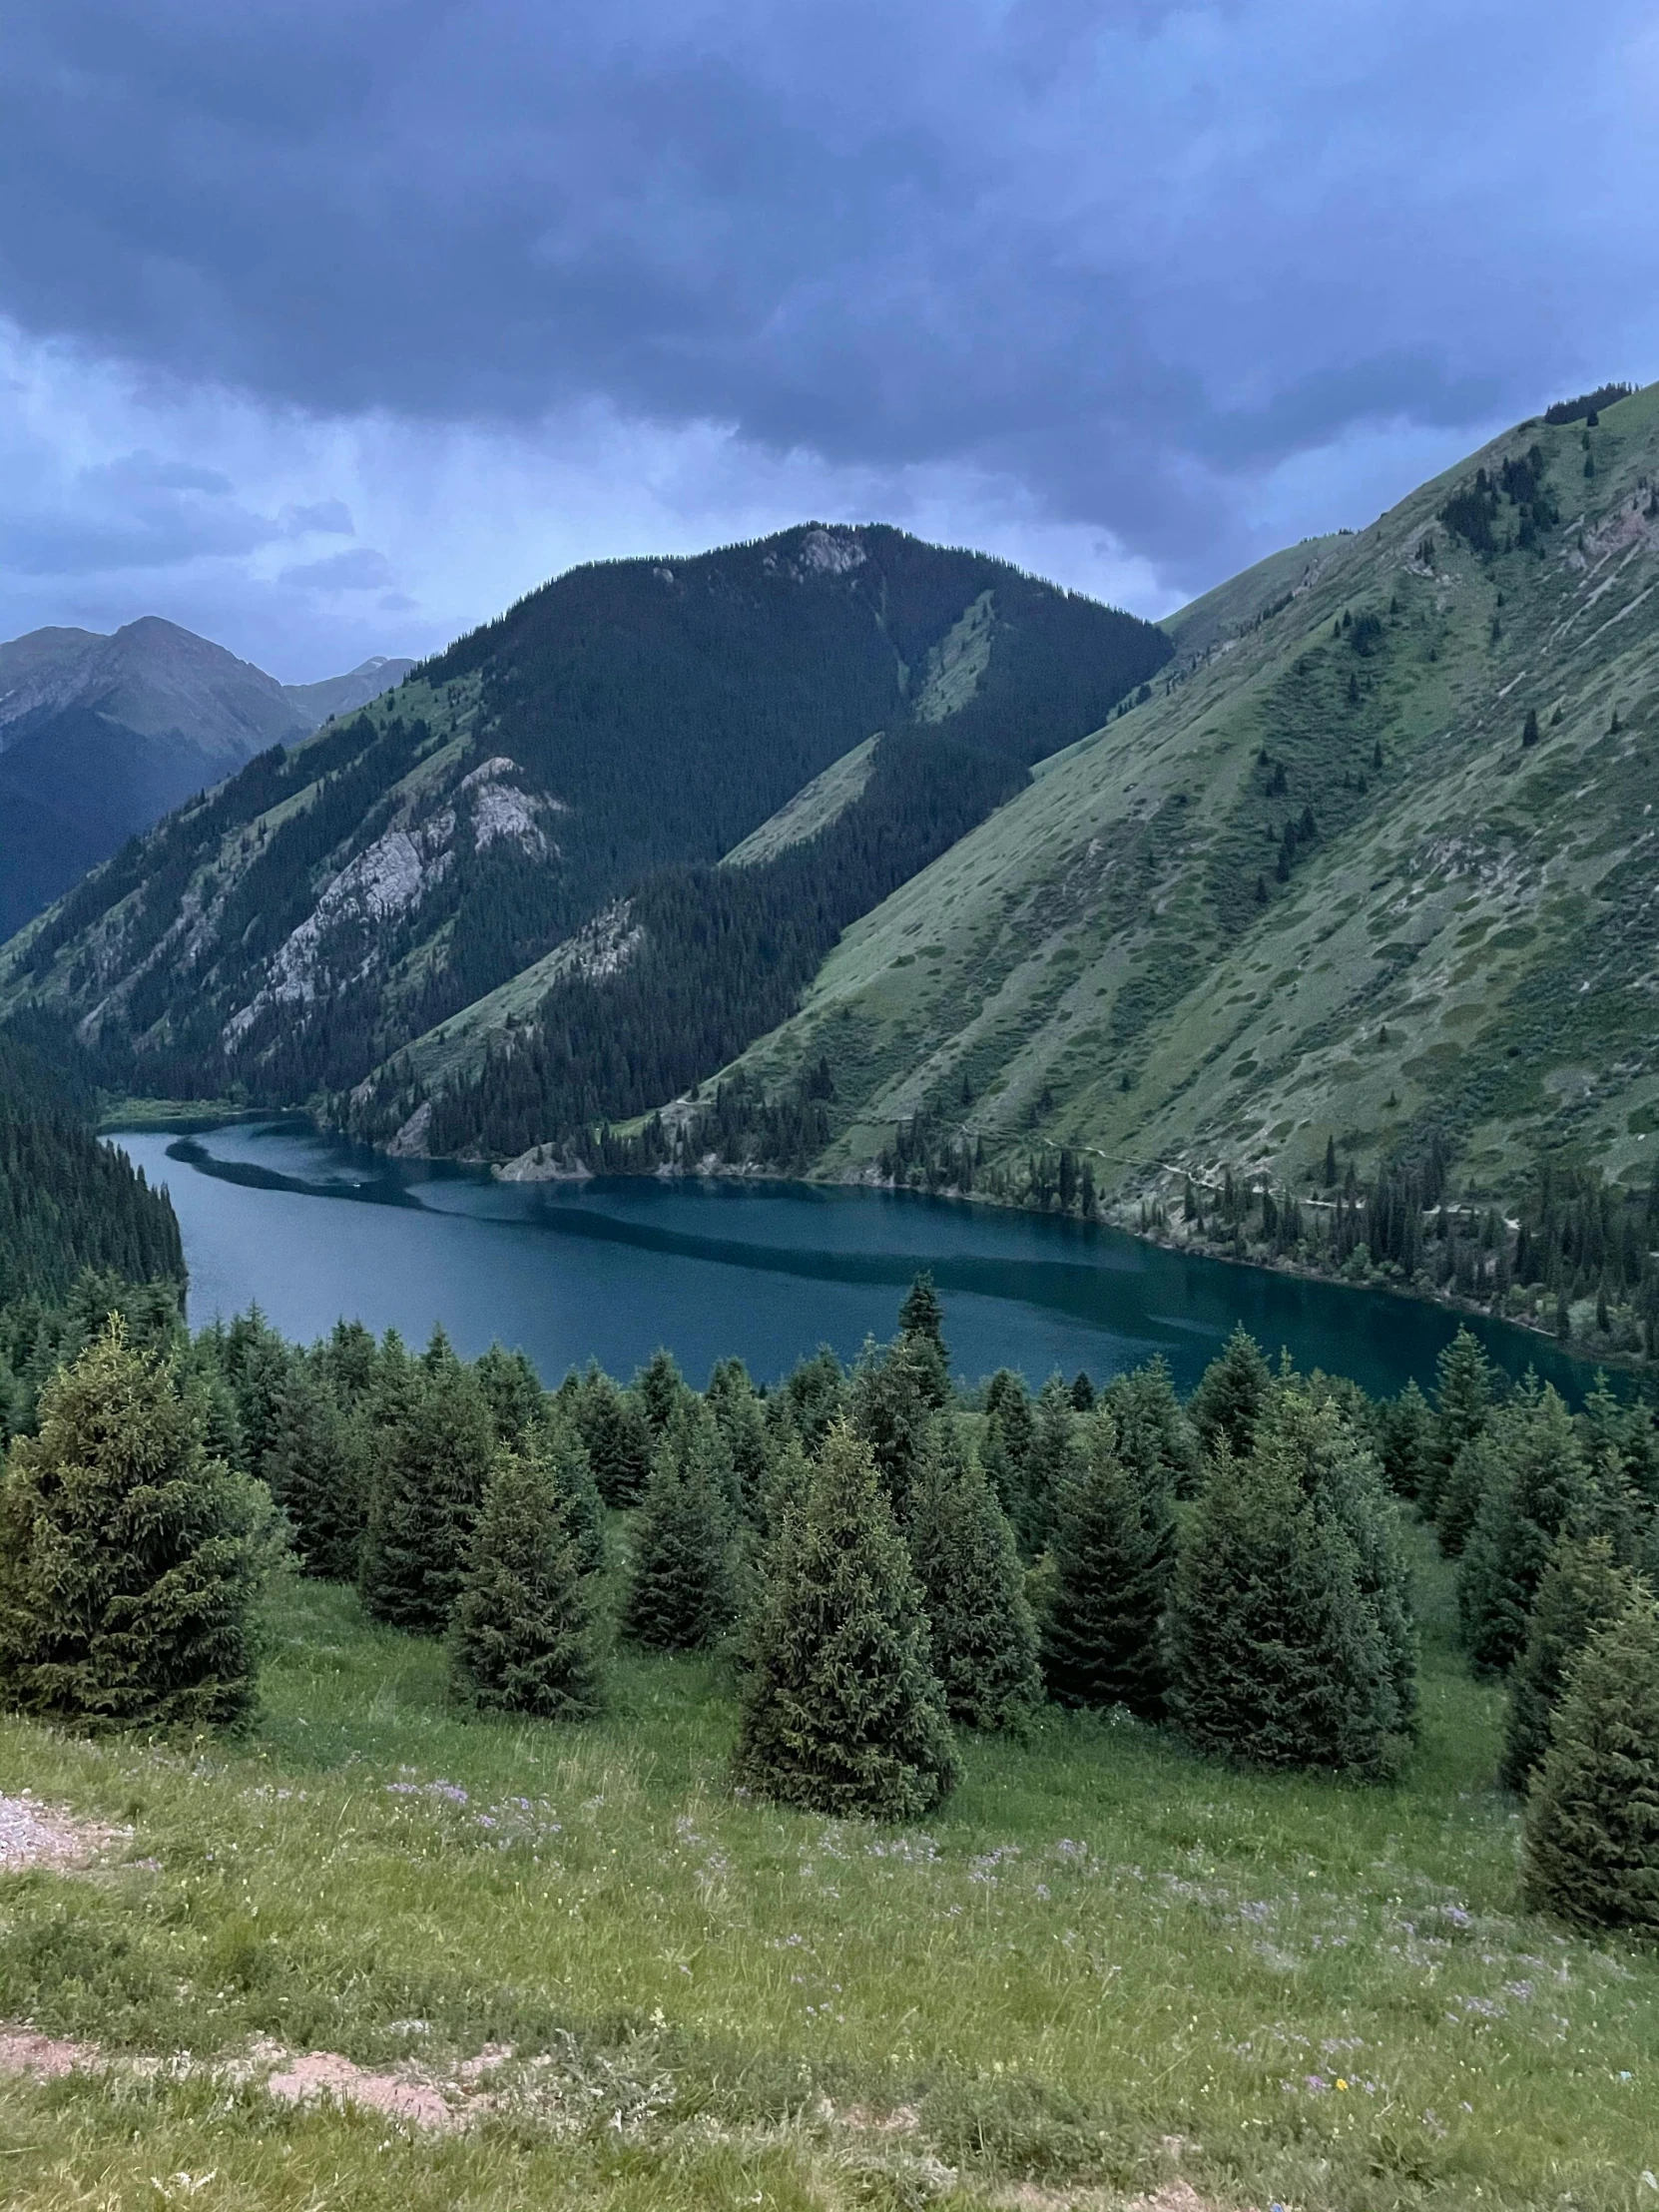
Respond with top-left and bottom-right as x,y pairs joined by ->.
0,1526 -> 1656,2211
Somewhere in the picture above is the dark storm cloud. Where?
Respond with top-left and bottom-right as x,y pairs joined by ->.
1,0 -> 1655,587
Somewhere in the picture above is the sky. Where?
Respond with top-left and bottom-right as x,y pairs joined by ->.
1,2 -> 1655,682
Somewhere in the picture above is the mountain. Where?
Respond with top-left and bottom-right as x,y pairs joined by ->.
281,655 -> 416,729
0,621 -> 410,936
0,526 -> 1171,1136
643,386 -> 1659,1240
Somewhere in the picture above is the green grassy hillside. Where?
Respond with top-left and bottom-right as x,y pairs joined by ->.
708,386 -> 1659,1239
3,1548 -> 1657,2212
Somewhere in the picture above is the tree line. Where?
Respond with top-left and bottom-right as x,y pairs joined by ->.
2,1272 -> 1655,1933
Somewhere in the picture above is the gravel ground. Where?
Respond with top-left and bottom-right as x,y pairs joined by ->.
0,1791 -> 127,1871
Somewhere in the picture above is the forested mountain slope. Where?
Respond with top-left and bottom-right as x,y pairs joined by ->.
691,385 -> 1659,1228
0,621 -> 409,935
0,527 -> 1169,1137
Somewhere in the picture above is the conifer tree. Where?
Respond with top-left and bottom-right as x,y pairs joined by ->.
532,1405 -> 607,1577
573,1365 -> 655,1506
848,1334 -> 943,1520
1104,1356 -> 1202,1498
1458,1382 -> 1589,1674
1069,1371 -> 1096,1412
636,1348 -> 692,1436
1522,1589 -> 1659,1935
1422,1327 -> 1494,1524
1500,1534 -> 1637,1793
980,1369 -> 1036,1527
1189,1326 -> 1273,1460
706,1357 -> 774,1519
896,1271 -> 951,1406
1376,1378 -> 1434,1500
623,1405 -> 735,1651
360,1339 -> 496,1635
0,1322 -> 280,1730
261,1354 -> 364,1581
906,1425 -> 1042,1731
733,1423 -> 958,1818
1042,1405 -> 1176,1719
448,1446 -> 602,1720
1167,1400 -> 1403,1776
779,1346 -> 845,1453
1020,1373 -> 1084,1553
474,1344 -> 546,1442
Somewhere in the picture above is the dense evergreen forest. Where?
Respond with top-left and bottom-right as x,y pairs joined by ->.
0,1012 -> 183,1309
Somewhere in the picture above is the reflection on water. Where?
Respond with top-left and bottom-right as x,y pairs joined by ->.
109,1116 -> 1603,1400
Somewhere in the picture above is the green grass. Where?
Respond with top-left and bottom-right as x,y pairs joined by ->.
1,1531 -> 1657,2208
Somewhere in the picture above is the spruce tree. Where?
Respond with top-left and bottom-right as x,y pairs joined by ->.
733,1423 -> 958,1819
573,1365 -> 655,1506
706,1357 -> 774,1519
261,1354 -> 364,1581
1501,1534 -> 1637,1793
0,1322 -> 280,1730
623,1405 -> 735,1651
1458,1382 -> 1589,1674
474,1344 -> 546,1442
848,1334 -> 942,1520
1189,1326 -> 1273,1460
449,1446 -> 602,1720
896,1271 -> 950,1407
1522,1590 -> 1659,1935
1167,1401 -> 1402,1777
906,1425 -> 1042,1731
360,1340 -> 496,1635
779,1346 -> 845,1452
1020,1373 -> 1084,1553
980,1369 -> 1036,1528
636,1348 -> 692,1436
1376,1378 -> 1434,1500
1422,1327 -> 1493,1524
1042,1405 -> 1175,1719
1104,1356 -> 1202,1498
532,1405 -> 607,1577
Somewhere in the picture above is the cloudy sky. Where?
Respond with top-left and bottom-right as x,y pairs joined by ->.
2,1 -> 1654,681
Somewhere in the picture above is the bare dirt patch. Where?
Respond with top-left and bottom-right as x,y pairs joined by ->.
0,1792 -> 130,1874
265,2049 -> 457,2129
0,2028 -> 103,2081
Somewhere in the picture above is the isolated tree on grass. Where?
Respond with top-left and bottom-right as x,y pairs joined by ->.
624,1404 -> 736,1651
0,1321 -> 280,1731
1501,1533 -> 1638,1793
360,1338 -> 497,1635
733,1422 -> 958,1819
1043,1404 -> 1177,1719
906,1425 -> 1042,1731
1458,1381 -> 1590,1674
1167,1392 -> 1405,1776
1189,1326 -> 1273,1461
449,1446 -> 602,1720
1522,1588 -> 1659,1935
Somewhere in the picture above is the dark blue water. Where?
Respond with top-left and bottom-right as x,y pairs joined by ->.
110,1117 -> 1600,1399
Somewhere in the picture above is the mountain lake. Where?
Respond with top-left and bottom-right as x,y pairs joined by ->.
107,1116 -> 1604,1400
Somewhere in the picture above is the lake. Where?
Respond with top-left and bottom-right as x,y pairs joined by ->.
109,1117 -> 1600,1400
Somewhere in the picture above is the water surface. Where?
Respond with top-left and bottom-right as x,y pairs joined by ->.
112,1117 -> 1596,1399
